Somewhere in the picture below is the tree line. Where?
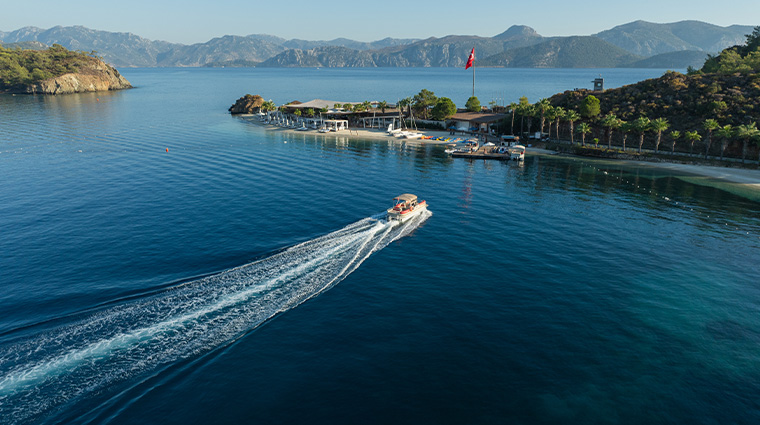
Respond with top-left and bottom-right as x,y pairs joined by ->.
0,44 -> 97,89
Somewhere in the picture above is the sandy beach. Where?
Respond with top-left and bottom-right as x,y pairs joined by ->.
247,117 -> 760,192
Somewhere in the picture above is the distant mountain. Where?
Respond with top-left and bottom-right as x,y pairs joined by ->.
594,20 -> 754,56
0,25 -> 180,67
258,28 -> 548,68
479,36 -> 642,68
259,46 -> 377,67
370,28 -> 546,67
281,37 -> 420,51
246,34 -> 288,45
0,21 -> 753,68
493,25 -> 542,41
155,35 -> 285,66
0,40 -> 47,50
624,50 -> 709,69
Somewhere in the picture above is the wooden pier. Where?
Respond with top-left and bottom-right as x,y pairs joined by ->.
450,146 -> 514,161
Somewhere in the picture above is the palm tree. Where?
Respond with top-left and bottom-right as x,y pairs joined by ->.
544,106 -> 557,140
632,116 -> 651,153
716,124 -> 733,161
619,121 -> 631,151
517,100 -> 531,137
651,118 -> 669,153
601,113 -> 621,149
398,97 -> 413,123
669,130 -> 681,154
536,98 -> 551,136
565,110 -> 581,145
524,105 -> 537,139
261,100 -> 277,112
685,131 -> 702,155
703,119 -> 719,159
735,122 -> 760,164
577,122 -> 592,146
508,102 -> 518,134
553,106 -> 566,142
378,100 -> 388,113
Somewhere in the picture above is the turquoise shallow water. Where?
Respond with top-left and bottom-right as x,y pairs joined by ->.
1,68 -> 760,424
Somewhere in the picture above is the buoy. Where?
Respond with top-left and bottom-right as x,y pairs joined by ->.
166,148 -> 169,153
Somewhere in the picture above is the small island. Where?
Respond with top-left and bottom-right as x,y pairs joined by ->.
0,44 -> 132,94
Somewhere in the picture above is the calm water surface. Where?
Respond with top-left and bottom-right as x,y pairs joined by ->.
1,68 -> 759,425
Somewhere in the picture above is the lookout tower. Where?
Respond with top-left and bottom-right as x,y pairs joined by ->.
592,76 -> 604,92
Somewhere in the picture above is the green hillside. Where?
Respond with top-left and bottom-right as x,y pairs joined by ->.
0,44 -> 94,90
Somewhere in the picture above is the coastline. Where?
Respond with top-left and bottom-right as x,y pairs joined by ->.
241,116 -> 760,197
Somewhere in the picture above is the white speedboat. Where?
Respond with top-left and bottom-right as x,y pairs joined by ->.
509,144 -> 526,161
387,194 -> 428,223
403,132 -> 423,139
387,123 -> 404,135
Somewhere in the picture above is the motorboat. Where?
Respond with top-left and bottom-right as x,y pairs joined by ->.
386,194 -> 428,223
387,123 -> 404,135
509,144 -> 526,161
403,132 -> 423,139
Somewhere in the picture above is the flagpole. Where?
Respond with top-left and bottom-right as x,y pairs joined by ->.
472,46 -> 475,98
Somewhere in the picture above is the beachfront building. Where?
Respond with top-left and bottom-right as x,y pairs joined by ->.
448,112 -> 507,135
357,110 -> 404,130
283,99 -> 361,114
279,99 -> 408,130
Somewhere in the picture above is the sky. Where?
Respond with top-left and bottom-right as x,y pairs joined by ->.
1,0 -> 758,44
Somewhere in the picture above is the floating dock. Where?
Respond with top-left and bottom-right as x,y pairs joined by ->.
450,145 -> 520,161
451,151 -> 512,160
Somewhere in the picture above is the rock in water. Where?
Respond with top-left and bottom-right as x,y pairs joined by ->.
229,94 -> 265,114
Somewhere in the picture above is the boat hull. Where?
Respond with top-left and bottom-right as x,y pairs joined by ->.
386,202 -> 427,223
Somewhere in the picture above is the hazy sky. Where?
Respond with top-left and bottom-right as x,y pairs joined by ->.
1,0 -> 758,44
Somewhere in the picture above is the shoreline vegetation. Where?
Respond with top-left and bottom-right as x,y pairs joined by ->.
0,44 -> 131,94
230,27 -> 760,195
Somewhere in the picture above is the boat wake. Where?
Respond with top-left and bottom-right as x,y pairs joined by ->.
0,210 -> 431,424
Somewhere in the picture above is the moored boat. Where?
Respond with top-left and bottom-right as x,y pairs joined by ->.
509,144 -> 526,161
386,193 -> 428,223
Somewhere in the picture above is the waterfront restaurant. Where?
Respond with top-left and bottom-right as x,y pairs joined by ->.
284,99 -> 361,113
448,111 -> 507,135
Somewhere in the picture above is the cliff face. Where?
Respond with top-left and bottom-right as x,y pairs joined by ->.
25,59 -> 132,94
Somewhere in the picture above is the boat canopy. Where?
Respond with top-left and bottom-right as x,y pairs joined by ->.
394,194 -> 417,202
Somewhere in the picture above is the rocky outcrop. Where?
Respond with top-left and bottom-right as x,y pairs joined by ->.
25,59 -> 131,94
229,94 -> 264,114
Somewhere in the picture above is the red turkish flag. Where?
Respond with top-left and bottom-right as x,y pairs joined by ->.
465,48 -> 474,70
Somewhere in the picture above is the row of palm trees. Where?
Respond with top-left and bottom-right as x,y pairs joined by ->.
506,100 -> 760,164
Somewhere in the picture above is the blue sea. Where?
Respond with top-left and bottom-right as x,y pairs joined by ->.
1,67 -> 760,425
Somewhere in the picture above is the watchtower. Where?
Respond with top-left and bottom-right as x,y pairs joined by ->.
592,76 -> 604,92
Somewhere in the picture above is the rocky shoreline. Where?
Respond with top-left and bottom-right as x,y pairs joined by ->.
25,58 -> 131,94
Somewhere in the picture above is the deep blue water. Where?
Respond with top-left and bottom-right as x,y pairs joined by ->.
1,68 -> 760,425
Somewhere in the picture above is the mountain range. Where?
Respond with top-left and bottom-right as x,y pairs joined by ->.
0,21 -> 753,69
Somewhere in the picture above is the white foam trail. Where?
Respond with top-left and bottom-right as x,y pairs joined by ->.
0,211 -> 430,424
